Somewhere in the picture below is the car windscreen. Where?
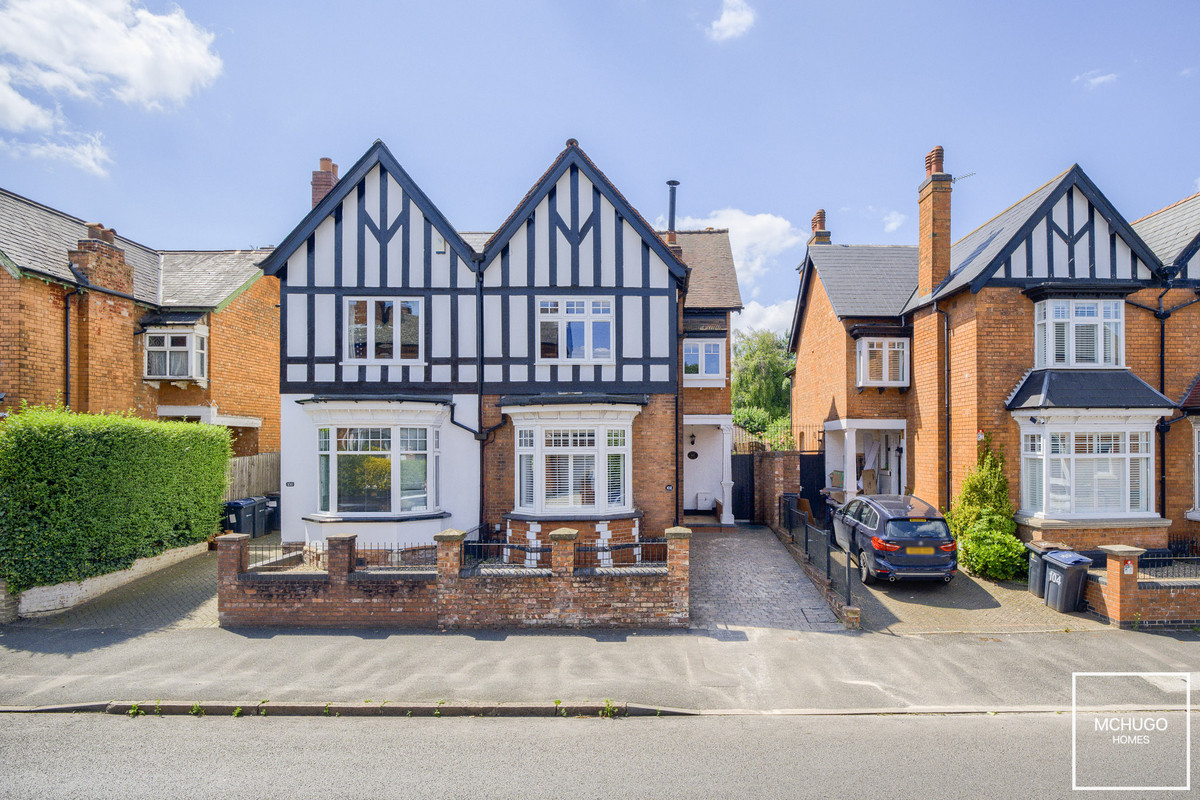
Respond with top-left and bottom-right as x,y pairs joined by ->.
884,519 -> 951,540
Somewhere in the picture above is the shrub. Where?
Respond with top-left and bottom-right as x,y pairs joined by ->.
959,511 -> 1027,580
0,405 -> 231,593
761,416 -> 795,452
946,435 -> 1013,540
733,406 -> 771,436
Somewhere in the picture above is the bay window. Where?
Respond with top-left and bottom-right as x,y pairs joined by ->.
145,326 -> 207,383
537,298 -> 613,363
344,297 -> 422,363
317,425 -> 438,514
1034,299 -> 1122,369
514,423 -> 631,515
855,337 -> 908,387
1019,427 -> 1152,517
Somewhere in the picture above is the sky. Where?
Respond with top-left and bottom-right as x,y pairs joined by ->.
1,0 -> 1198,336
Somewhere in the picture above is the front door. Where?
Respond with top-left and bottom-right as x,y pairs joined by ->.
879,433 -> 904,494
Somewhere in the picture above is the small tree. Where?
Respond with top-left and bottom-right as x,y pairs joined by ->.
945,434 -> 1013,540
731,329 -> 791,420
948,435 -> 1025,580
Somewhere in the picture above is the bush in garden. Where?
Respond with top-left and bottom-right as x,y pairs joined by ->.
958,511 -> 1028,580
0,405 -> 231,592
733,406 -> 771,436
946,435 -> 1013,540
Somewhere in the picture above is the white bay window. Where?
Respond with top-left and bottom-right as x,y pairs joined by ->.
855,337 -> 908,387
144,326 -> 207,384
1019,425 -> 1153,518
316,424 -> 439,515
1034,299 -> 1123,369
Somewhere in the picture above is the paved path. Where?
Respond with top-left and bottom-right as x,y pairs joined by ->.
690,527 -> 841,632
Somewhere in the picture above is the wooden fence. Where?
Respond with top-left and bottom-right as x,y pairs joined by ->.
224,452 -> 281,501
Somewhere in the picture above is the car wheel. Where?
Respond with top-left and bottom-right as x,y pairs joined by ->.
858,550 -> 875,585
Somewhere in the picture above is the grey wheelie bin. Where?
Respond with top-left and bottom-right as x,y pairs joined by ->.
1043,551 -> 1093,612
1025,540 -> 1070,599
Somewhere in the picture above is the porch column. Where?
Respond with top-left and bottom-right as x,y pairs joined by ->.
844,426 -> 857,500
719,423 -> 735,525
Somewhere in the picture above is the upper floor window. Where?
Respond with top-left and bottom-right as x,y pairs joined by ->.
317,425 -> 439,515
855,338 -> 908,387
515,424 -> 631,515
683,338 -> 725,386
145,326 -> 207,384
537,298 -> 613,364
345,298 -> 422,364
1034,299 -> 1122,369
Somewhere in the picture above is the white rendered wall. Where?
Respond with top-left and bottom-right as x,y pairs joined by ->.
682,424 -> 724,510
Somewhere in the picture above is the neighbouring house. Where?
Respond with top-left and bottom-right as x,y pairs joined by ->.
789,146 -> 1200,552
260,139 -> 742,552
0,187 -> 280,456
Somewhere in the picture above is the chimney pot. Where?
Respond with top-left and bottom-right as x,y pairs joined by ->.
666,180 -> 680,245
86,223 -> 104,240
311,157 -> 339,209
926,146 -> 945,177
319,157 -> 334,173
101,227 -> 115,245
811,209 -> 826,234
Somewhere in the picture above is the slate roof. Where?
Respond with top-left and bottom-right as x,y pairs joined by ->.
1132,192 -> 1200,267
458,232 -> 492,251
1181,373 -> 1200,411
668,229 -> 742,311
1005,369 -> 1175,410
0,186 -> 267,310
807,244 -> 918,318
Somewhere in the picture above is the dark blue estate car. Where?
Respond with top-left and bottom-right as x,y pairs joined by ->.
831,495 -> 957,585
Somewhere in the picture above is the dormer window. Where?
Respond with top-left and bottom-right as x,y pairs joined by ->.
855,337 -> 908,388
145,326 -> 208,384
1034,299 -> 1123,369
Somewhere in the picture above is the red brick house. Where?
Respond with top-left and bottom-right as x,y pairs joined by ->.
789,147 -> 1200,552
0,187 -> 280,455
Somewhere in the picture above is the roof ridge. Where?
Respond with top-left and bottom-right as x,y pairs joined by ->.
1132,191 -> 1200,225
0,185 -> 159,254
951,167 -> 1073,248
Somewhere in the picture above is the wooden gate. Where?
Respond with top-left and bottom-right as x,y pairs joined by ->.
731,454 -> 754,520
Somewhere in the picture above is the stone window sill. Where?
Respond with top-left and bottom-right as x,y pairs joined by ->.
302,511 -> 450,524
1014,513 -> 1171,530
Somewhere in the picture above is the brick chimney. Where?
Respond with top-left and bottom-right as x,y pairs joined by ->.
70,223 -> 132,294
917,145 -> 952,296
808,209 -> 831,246
311,157 -> 339,208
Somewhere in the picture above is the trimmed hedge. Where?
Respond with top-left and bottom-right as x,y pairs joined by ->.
0,406 -> 231,593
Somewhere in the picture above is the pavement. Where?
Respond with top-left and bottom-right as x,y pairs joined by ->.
1,524 -> 1198,713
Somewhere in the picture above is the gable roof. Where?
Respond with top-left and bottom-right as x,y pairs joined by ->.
0,186 -> 265,309
902,165 -> 1164,313
1132,192 -> 1200,269
480,140 -> 688,282
259,140 -> 478,277
808,244 -> 918,317
665,229 -> 741,310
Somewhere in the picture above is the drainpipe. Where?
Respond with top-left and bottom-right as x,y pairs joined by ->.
63,286 -> 81,410
935,302 -> 951,508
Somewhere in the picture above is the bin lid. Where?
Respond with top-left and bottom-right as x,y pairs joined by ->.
1044,551 -> 1093,568
225,498 -> 256,508
1025,540 -> 1071,553
249,495 -> 268,502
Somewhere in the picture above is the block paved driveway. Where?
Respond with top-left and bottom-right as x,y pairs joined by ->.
689,526 -> 842,632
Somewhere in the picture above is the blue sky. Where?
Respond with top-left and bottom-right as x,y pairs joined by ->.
2,0 -> 1198,333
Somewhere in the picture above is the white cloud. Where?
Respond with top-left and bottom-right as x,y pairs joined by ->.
1072,70 -> 1118,89
882,210 -> 907,233
733,299 -> 795,337
674,208 -> 805,291
0,0 -> 221,174
1181,67 -> 1196,78
707,0 -> 756,41
0,132 -> 112,176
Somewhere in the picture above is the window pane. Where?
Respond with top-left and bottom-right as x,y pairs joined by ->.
395,427 -> 426,453
519,454 -> 534,507
336,454 -> 391,512
592,320 -> 611,359
867,343 -> 884,382
684,344 -> 699,374
318,428 -> 330,452
195,346 -> 206,378
169,335 -> 188,348
607,452 -> 625,505
539,301 -> 558,315
574,454 -> 595,506
540,321 -> 559,359
148,351 -> 167,376
337,427 -> 390,452
517,429 -> 534,449
318,454 -> 330,512
374,300 -> 394,360
565,320 -> 587,359
1035,323 -> 1046,368
1130,457 -> 1149,512
887,343 -> 904,383
1048,458 -> 1071,513
545,454 -> 570,507
1074,323 -> 1098,364
148,335 -> 165,348
1103,322 -> 1120,365
1053,322 -> 1068,364
704,343 -> 720,375
607,428 -> 625,448
349,300 -> 368,359
399,300 -> 420,360
1074,302 -> 1098,318
1075,457 -> 1124,514
168,350 -> 188,377
1022,456 -> 1044,512
565,301 -> 586,315
397,453 -> 427,511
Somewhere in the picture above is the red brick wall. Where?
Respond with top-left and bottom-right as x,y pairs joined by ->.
754,451 -> 803,529
681,314 -> 731,416
1017,523 -> 1169,551
791,274 -> 848,428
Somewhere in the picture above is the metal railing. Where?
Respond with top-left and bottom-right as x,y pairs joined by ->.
461,526 -> 550,571
355,542 -> 438,572
1167,533 -> 1200,558
780,494 -> 854,607
575,539 -> 667,570
1138,555 -> 1200,581
247,541 -> 326,573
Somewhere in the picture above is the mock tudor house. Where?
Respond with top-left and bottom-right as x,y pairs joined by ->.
790,147 -> 1200,552
262,140 -> 742,551
0,187 -> 280,455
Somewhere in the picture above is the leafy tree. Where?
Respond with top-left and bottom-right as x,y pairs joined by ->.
945,435 -> 1013,539
732,406 -> 771,435
732,329 -> 791,419
947,435 -> 1026,580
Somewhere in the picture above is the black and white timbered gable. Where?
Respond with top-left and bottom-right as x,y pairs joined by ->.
262,140 -> 688,397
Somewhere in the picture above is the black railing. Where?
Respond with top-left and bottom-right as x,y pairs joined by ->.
575,539 -> 667,570
461,529 -> 551,571
248,541 -> 326,573
355,542 -> 437,572
1167,533 -> 1200,558
1138,556 -> 1200,581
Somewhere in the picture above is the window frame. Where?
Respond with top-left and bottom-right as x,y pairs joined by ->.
342,296 -> 424,365
513,421 -> 632,516
1017,423 -> 1155,519
535,296 -> 615,365
1033,298 -> 1124,369
855,337 -> 909,388
316,423 -> 441,517
143,325 -> 208,384
683,337 -> 726,386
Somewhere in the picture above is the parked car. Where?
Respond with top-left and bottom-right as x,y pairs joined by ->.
831,495 -> 956,585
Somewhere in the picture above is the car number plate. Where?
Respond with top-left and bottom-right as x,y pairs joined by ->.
907,546 -> 935,555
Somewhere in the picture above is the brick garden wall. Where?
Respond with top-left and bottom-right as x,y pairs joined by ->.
217,528 -> 690,629
1083,548 -> 1200,629
754,451 -> 803,530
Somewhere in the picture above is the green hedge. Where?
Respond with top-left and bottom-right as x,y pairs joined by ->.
0,406 -> 231,593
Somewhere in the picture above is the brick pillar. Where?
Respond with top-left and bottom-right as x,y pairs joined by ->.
1098,544 -> 1144,626
216,533 -> 249,626
549,527 -> 578,576
665,526 -> 691,625
0,578 -> 18,624
325,534 -> 356,587
434,529 -> 466,582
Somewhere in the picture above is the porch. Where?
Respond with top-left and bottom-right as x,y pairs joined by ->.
822,419 -> 906,503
